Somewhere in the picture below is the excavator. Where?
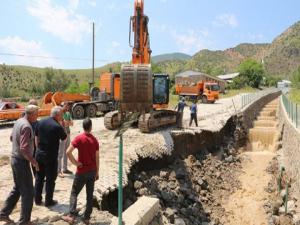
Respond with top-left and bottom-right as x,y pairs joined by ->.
104,0 -> 177,133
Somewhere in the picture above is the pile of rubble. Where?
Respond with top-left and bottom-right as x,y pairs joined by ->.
265,157 -> 299,225
124,138 -> 243,225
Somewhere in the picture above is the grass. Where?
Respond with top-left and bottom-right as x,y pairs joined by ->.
169,94 -> 179,108
220,87 -> 257,98
288,88 -> 300,104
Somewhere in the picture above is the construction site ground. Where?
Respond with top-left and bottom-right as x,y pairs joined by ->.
0,93 -> 281,225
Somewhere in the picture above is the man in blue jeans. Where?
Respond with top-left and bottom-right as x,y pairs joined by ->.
189,100 -> 198,127
62,118 -> 99,224
0,105 -> 39,225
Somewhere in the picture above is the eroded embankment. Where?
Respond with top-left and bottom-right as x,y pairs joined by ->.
102,116 -> 243,225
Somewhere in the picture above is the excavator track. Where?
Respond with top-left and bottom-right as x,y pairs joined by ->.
104,111 -> 121,130
138,110 -> 177,133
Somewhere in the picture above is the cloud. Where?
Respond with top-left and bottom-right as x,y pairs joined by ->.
87,0 -> 96,7
172,29 -> 212,54
27,0 -> 91,44
152,22 -> 212,54
68,0 -> 79,10
0,36 -> 59,67
106,41 -> 125,56
214,14 -> 238,28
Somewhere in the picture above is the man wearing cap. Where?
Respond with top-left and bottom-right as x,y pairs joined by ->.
0,105 -> 39,225
175,97 -> 187,128
57,102 -> 73,178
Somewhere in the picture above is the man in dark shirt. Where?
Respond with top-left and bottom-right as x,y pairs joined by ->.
175,97 -> 187,128
34,106 -> 67,207
62,118 -> 99,224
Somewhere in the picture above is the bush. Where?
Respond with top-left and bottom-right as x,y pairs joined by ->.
234,59 -> 265,88
292,66 -> 300,89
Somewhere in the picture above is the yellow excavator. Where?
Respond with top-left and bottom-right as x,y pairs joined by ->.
104,0 -> 177,133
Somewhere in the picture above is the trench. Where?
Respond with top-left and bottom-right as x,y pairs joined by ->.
223,99 -> 281,225
101,96 -> 282,225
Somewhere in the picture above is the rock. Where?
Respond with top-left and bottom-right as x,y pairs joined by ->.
138,188 -> 148,196
272,215 -> 280,225
134,181 -> 143,189
225,155 -> 233,163
272,200 -> 282,215
280,189 -> 287,199
175,217 -> 186,225
293,214 -> 300,225
161,191 -> 173,202
279,214 -> 293,225
160,171 -> 168,178
52,221 -> 70,225
169,171 -> 177,180
49,215 -> 62,223
279,200 -> 296,214
197,178 -> 208,190
165,207 -> 175,223
37,216 -> 50,223
176,168 -> 186,179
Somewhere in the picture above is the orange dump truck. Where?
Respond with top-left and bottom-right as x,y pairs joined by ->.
175,81 -> 220,103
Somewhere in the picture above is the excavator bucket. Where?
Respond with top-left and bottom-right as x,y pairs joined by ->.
120,64 -> 153,113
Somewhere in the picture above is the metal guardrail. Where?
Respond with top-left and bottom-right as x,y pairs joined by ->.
240,87 -> 279,109
282,94 -> 299,128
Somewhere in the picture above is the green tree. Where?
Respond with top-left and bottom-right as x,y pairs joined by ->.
291,66 -> 300,89
237,59 -> 265,88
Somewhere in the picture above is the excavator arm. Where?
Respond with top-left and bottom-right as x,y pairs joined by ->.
129,0 -> 152,64
120,0 -> 153,114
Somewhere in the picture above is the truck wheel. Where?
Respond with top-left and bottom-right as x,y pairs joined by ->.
72,105 -> 85,119
86,104 -> 97,118
202,96 -> 208,104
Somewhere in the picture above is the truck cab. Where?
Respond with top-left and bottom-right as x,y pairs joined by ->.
202,82 -> 220,103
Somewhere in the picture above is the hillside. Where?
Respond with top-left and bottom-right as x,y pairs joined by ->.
157,21 -> 300,79
0,62 -> 122,98
264,21 -> 300,77
152,52 -> 191,63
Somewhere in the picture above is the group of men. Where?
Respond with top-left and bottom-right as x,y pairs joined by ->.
0,101 -> 100,225
175,97 -> 198,128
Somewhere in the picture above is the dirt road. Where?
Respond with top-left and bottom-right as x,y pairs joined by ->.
223,151 -> 275,225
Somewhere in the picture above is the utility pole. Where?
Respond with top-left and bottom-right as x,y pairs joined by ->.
92,22 -> 95,86
89,22 -> 95,92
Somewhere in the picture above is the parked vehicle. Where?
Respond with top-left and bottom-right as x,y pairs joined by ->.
175,81 -> 220,103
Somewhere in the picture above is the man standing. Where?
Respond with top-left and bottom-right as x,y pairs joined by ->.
35,106 -> 67,207
189,100 -> 198,127
62,118 -> 99,224
175,97 -> 187,128
0,105 -> 39,225
58,102 -> 73,178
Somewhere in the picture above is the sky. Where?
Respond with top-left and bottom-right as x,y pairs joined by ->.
0,0 -> 299,69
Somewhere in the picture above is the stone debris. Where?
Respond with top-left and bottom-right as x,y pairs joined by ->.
124,138 -> 242,225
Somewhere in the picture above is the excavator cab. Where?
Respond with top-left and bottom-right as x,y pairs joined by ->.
153,74 -> 169,106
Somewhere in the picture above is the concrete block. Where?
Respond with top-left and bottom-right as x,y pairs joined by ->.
111,196 -> 160,225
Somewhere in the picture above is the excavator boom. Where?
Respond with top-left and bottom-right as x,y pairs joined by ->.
130,0 -> 151,64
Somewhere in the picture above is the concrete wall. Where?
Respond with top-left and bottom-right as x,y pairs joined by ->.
239,91 -> 281,131
278,97 -> 300,200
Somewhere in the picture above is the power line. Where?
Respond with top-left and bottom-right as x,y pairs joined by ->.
0,52 -> 110,63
